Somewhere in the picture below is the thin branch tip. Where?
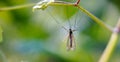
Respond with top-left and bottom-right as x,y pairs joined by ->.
113,17 -> 120,33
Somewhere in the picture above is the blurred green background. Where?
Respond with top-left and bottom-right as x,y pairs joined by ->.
0,0 -> 120,62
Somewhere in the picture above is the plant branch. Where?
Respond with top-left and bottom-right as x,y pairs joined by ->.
0,2 -> 113,32
75,0 -> 80,5
76,5 -> 113,32
0,3 -> 35,11
98,18 -> 120,62
40,2 -> 113,32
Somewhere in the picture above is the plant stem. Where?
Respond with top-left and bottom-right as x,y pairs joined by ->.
0,3 -> 35,11
99,32 -> 118,62
49,2 -> 113,32
98,18 -> 120,62
76,5 -> 113,32
0,2 -> 113,32
75,0 -> 80,5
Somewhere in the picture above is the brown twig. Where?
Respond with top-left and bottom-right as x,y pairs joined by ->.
74,0 -> 80,6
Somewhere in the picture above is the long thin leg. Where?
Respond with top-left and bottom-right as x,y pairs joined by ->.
46,9 -> 68,32
74,11 -> 78,29
66,6 -> 71,29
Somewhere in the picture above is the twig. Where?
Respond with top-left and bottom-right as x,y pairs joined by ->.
75,0 -> 80,5
50,2 -> 113,32
0,3 -> 35,11
75,5 -> 113,32
0,2 -> 113,32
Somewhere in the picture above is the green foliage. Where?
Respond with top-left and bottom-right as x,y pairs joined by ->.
0,0 -> 120,62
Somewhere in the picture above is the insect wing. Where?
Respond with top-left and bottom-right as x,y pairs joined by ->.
71,34 -> 76,50
67,34 -> 76,51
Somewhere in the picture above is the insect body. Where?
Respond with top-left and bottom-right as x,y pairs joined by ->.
67,28 -> 76,51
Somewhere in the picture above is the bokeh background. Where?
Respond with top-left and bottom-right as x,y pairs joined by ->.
0,0 -> 120,62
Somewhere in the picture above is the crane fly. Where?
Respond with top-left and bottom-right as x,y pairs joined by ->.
46,6 -> 79,51
32,0 -> 81,51
46,8 -> 79,51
